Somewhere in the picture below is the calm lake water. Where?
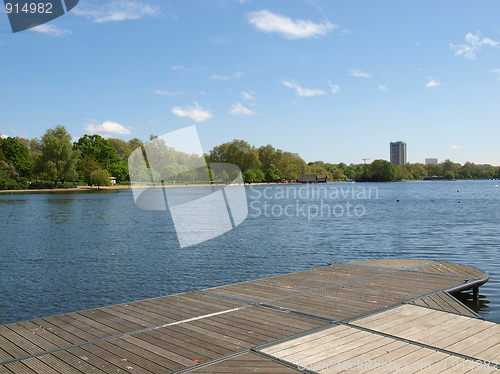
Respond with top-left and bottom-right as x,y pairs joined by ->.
0,180 -> 499,325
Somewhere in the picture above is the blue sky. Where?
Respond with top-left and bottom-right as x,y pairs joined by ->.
1,0 -> 500,165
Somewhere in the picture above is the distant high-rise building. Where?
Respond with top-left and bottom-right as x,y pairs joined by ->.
425,158 -> 438,165
390,141 -> 407,165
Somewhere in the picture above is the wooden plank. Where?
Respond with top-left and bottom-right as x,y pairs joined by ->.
185,352 -> 301,373
347,259 -> 434,269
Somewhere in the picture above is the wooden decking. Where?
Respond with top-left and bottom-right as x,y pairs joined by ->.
0,259 -> 496,373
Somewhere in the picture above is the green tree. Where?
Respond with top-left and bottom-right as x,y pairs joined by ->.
355,160 -> 403,182
107,138 -> 130,160
35,126 -> 79,184
127,138 -> 144,155
76,154 -> 100,183
254,169 -> 265,182
242,170 -> 256,183
90,168 -> 111,189
258,144 -> 282,171
209,139 -> 260,172
0,137 -> 30,175
74,134 -> 129,180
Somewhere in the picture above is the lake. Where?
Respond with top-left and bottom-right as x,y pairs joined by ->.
0,180 -> 499,325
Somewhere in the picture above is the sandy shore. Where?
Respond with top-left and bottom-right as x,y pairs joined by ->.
0,183 -> 278,194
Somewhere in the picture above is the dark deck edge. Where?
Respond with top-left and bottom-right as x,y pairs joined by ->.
446,272 -> 490,294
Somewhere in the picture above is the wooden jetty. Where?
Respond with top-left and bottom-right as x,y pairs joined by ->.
0,259 -> 497,373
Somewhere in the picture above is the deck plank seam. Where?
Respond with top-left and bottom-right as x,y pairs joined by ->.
0,305 -> 251,367
168,349 -> 251,374
195,290 -> 260,305
442,291 -> 484,319
404,292 -> 484,320
252,269 -> 405,304
338,321 -> 500,369
344,260 -> 438,271
250,349 -> 319,374
401,302 -> 483,320
257,304 -> 335,324
251,322 -> 341,352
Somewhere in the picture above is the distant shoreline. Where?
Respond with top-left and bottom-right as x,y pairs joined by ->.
0,182 -> 286,194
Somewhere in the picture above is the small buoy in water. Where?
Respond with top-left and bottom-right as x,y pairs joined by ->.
457,190 -> 460,192
396,199 -> 399,202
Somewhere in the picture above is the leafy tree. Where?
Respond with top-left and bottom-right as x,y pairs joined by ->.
220,169 -> 230,183
265,168 -> 277,182
441,159 -> 460,176
90,168 -> 111,189
426,163 -> 443,177
210,139 -> 260,172
0,137 -> 30,175
243,170 -> 256,183
444,171 -> 455,180
74,134 -> 129,180
330,168 -> 347,180
127,138 -> 144,155
254,169 -> 265,182
76,154 -> 100,183
355,160 -> 403,182
107,138 -> 130,160
35,126 -> 79,183
258,145 -> 282,171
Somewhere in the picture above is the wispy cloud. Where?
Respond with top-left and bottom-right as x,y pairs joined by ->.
488,68 -> 500,80
451,32 -> 498,59
73,1 -> 159,23
85,121 -> 132,137
154,89 -> 185,96
450,145 -> 460,149
229,103 -> 257,116
349,69 -> 371,78
211,72 -> 242,80
31,24 -> 71,36
379,85 -> 389,92
171,66 -> 196,74
247,10 -> 336,39
328,81 -> 340,94
425,79 -> 441,88
283,79 -> 326,97
172,102 -> 214,122
241,91 -> 256,101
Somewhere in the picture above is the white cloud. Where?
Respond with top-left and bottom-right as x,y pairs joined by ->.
85,121 -> 132,136
0,133 -> 8,139
450,145 -> 460,149
211,72 -> 242,80
31,24 -> 71,36
172,102 -> 214,122
283,79 -> 326,97
488,68 -> 500,80
425,79 -> 441,88
230,103 -> 257,116
451,32 -> 498,59
247,10 -> 336,39
242,91 -> 256,101
73,1 -> 159,23
154,89 -> 184,96
349,69 -> 371,78
328,81 -> 340,94
379,85 -> 389,92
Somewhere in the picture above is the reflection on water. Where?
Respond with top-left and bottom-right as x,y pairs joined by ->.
454,291 -> 491,316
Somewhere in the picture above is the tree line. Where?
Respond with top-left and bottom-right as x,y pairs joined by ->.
1,125 -> 499,189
